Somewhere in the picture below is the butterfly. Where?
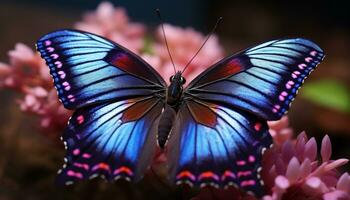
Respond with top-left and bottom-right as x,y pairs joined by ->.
36,29 -> 324,197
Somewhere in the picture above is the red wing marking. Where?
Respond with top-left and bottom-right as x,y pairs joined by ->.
176,170 -> 196,181
221,170 -> 236,180
113,166 -> 133,176
200,58 -> 244,84
111,53 -> 137,70
121,98 -> 157,123
92,163 -> 111,172
105,51 -> 158,82
198,171 -> 220,181
187,101 -> 217,128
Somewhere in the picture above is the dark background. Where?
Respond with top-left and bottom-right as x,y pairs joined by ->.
0,0 -> 349,199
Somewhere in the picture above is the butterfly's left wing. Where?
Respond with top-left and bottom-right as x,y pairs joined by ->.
167,38 -> 324,197
186,38 -> 325,120
167,99 -> 272,197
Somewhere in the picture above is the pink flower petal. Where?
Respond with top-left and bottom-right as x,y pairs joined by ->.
299,158 -> 312,178
8,43 -> 35,64
323,190 -> 349,200
0,62 -> 11,76
25,86 -> 48,97
96,1 -> 115,19
310,160 -> 319,170
321,171 -> 339,187
4,77 -> 15,87
275,156 -> 286,175
304,137 -> 317,161
337,173 -> 350,192
279,128 -> 293,139
275,175 -> 290,197
262,196 -> 274,200
295,132 -> 307,160
275,175 -> 290,189
321,134 -> 332,162
282,141 -> 295,163
303,176 -> 328,195
24,94 -> 37,107
286,157 -> 300,183
324,159 -> 349,172
124,23 -> 145,37
311,162 -> 327,177
34,87 -> 48,97
141,54 -> 161,69
305,176 -> 322,189
268,116 -> 289,131
296,131 -> 307,142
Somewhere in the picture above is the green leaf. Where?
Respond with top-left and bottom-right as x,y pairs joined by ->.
301,79 -> 350,113
141,35 -> 154,55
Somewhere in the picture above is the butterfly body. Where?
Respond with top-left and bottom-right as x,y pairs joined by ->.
158,71 -> 187,148
36,29 -> 324,197
157,104 -> 177,148
166,71 -> 186,107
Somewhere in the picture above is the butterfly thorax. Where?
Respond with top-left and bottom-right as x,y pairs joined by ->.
158,71 -> 186,149
166,71 -> 186,108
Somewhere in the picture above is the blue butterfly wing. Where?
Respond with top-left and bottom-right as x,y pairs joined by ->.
57,96 -> 163,185
36,29 -> 166,109
168,38 -> 324,196
167,99 -> 272,197
36,30 -> 167,185
186,38 -> 325,120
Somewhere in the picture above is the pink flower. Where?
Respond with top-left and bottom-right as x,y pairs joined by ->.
75,1 -> 145,53
323,173 -> 350,200
261,133 -> 349,200
268,116 -> 294,145
18,86 -> 48,113
0,43 -> 70,135
0,43 -> 49,90
16,86 -> 71,135
37,89 -> 72,136
189,131 -> 349,200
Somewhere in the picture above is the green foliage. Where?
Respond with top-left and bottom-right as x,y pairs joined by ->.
301,79 -> 350,113
141,35 -> 155,55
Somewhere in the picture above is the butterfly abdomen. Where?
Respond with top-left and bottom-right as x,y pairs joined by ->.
157,104 -> 176,149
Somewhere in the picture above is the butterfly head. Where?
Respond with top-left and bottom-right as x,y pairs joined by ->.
169,71 -> 186,85
167,71 -> 186,106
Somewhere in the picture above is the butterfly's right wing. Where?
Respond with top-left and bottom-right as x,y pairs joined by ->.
36,30 -> 167,185
57,96 -> 164,185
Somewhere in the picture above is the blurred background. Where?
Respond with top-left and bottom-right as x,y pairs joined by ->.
0,0 -> 349,199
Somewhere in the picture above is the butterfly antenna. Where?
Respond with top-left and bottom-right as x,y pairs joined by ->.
156,9 -> 177,74
181,17 -> 223,74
